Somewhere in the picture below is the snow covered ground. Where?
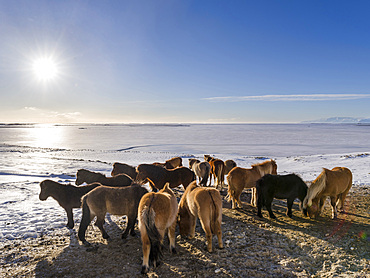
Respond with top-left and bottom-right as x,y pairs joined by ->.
0,123 -> 369,242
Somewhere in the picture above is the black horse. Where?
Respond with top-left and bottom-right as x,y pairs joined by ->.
256,174 -> 308,219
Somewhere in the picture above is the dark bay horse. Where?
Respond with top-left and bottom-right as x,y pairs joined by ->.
39,179 -> 101,228
136,164 -> 195,191
256,174 -> 308,219
76,169 -> 133,187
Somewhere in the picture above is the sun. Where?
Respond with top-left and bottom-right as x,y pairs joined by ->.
32,57 -> 59,81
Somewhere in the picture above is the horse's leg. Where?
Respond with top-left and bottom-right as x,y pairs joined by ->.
338,186 -> 351,212
149,181 -> 158,192
96,214 -> 109,239
330,196 -> 339,219
65,207 -> 74,229
236,188 -> 243,208
201,219 -> 213,252
121,215 -> 136,239
265,198 -> 276,219
251,187 -> 257,207
167,220 -> 177,254
141,229 -> 151,274
216,220 -> 223,249
189,215 -> 197,239
286,198 -> 294,218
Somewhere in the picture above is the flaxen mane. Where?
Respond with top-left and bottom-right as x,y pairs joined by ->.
303,169 -> 327,208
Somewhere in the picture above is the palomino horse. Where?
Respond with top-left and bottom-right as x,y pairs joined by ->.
39,180 -> 101,229
303,167 -> 352,219
204,155 -> 225,188
136,164 -> 195,191
111,162 -> 137,179
188,158 -> 211,186
138,183 -> 178,274
178,181 -> 223,252
227,160 -> 277,209
78,184 -> 148,245
256,174 -> 307,219
75,169 -> 133,187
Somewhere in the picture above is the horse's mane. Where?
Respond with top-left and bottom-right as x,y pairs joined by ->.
303,168 -> 327,208
252,160 -> 277,176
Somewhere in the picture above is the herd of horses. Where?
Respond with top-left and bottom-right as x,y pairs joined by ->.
38,155 -> 353,274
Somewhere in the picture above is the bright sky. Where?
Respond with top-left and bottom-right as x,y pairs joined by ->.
1,0 -> 370,123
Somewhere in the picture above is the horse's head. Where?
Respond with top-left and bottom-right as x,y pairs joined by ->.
135,165 -> 148,184
303,198 -> 321,218
39,180 -> 50,201
177,207 -> 191,237
75,169 -> 86,185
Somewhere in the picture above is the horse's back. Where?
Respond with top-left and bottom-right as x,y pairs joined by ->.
325,167 -> 352,193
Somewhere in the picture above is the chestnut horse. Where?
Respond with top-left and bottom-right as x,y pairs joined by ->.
111,162 -> 137,179
188,158 -> 211,186
136,164 -> 195,191
39,180 -> 101,229
178,181 -> 223,252
75,169 -> 133,187
303,167 -> 352,219
78,184 -> 148,245
227,160 -> 277,209
204,155 -> 225,188
138,183 -> 178,274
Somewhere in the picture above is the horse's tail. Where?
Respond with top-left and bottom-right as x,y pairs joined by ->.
142,202 -> 163,266
209,190 -> 221,235
78,195 -> 91,244
215,163 -> 225,186
226,174 -> 234,202
303,169 -> 327,209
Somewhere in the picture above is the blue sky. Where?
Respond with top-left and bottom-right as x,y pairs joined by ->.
1,0 -> 370,123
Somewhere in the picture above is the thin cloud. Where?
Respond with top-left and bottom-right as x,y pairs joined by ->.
204,94 -> 370,102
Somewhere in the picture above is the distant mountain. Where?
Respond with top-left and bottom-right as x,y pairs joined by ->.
303,117 -> 370,124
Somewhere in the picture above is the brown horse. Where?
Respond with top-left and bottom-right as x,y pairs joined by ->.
75,169 -> 133,187
224,159 -> 237,175
138,183 -> 178,274
78,184 -> 148,245
153,156 -> 183,169
188,158 -> 211,186
227,160 -> 277,209
136,164 -> 195,191
39,180 -> 101,229
204,155 -> 225,188
303,167 -> 352,219
178,181 -> 223,252
111,162 -> 137,179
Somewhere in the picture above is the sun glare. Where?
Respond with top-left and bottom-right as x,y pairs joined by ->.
32,57 -> 58,81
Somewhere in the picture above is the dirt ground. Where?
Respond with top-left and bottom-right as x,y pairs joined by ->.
1,185 -> 369,278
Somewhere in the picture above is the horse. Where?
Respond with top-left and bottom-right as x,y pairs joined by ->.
39,180 -> 101,229
188,158 -> 211,186
78,184 -> 148,246
224,159 -> 237,175
75,169 -> 133,187
153,156 -> 183,169
178,181 -> 223,252
256,174 -> 308,219
136,164 -> 195,191
138,183 -> 178,274
302,167 -> 352,219
204,155 -> 225,188
227,160 -> 277,209
111,162 -> 137,179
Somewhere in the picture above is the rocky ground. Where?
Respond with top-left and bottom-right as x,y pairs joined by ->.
1,186 -> 369,278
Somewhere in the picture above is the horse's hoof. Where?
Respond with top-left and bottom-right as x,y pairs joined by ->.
82,241 -> 91,247
141,266 -> 149,274
257,214 -> 263,218
66,223 -> 74,229
171,247 -> 177,254
121,233 -> 128,239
